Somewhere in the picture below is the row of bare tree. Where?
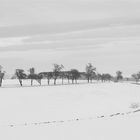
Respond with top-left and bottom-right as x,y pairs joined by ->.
0,63 -> 125,87
15,64 -> 83,86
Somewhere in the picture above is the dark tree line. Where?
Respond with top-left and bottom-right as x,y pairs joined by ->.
14,63 -> 115,87
14,64 -> 82,86
0,63 -> 127,87
131,72 -> 140,82
96,73 -> 112,82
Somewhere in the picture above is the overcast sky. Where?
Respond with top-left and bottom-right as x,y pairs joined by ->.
0,0 -> 140,76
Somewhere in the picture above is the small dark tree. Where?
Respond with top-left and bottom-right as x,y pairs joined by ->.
47,72 -> 53,85
101,73 -> 112,82
45,72 -> 53,85
28,67 -> 42,86
28,67 -> 35,86
105,73 -> 112,82
132,72 -> 140,83
70,69 -> 80,84
0,65 -> 4,87
52,64 -> 64,85
15,69 -> 27,86
138,72 -> 140,80
116,71 -> 123,82
85,63 -> 96,83
65,71 -> 71,84
38,72 -> 52,85
90,71 -> 96,83
59,71 -> 65,85
96,73 -> 102,81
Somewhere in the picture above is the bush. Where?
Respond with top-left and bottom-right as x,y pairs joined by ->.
130,103 -> 140,109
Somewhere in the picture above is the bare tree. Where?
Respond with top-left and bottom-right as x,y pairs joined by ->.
28,68 -> 42,86
116,71 -> 123,82
138,72 -> 140,80
59,71 -> 65,85
52,64 -> 64,85
0,65 -> 4,87
132,72 -> 140,83
85,63 -> 96,83
15,69 -> 27,86
46,72 -> 53,85
105,73 -> 112,82
65,71 -> 71,84
101,73 -> 112,82
70,69 -> 80,84
40,72 -> 53,85
28,67 -> 35,86
96,73 -> 102,81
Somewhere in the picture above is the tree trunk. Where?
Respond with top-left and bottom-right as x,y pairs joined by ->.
48,79 -> 50,85
0,73 -> 4,87
38,79 -> 41,85
0,78 -> 2,87
72,79 -> 74,84
19,79 -> 22,86
31,79 -> 33,86
90,79 -> 92,83
62,78 -> 64,85
54,79 -> 56,85
88,78 -> 89,83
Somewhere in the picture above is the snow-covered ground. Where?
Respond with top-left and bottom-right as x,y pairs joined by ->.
0,80 -> 140,140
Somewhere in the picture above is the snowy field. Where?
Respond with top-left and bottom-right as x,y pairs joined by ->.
0,80 -> 140,140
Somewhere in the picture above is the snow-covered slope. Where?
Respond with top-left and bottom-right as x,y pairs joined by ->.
0,81 -> 139,140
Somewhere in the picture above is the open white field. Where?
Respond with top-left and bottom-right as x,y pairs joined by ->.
0,80 -> 140,140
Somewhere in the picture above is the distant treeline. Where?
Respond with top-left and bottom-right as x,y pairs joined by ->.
0,63 -> 139,87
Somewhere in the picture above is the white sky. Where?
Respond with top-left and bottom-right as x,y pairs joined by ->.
0,0 -> 140,76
